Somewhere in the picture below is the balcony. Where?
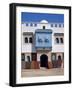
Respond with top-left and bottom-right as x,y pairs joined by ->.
35,29 -> 52,50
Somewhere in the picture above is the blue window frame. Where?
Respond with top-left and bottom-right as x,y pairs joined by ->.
35,31 -> 52,48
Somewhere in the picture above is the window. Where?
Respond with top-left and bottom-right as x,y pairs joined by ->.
30,23 -> 33,26
34,23 -> 37,27
26,23 -> 28,26
58,55 -> 61,60
55,36 -> 64,44
52,53 -> 56,61
43,26 -> 45,29
59,24 -> 61,27
63,53 -> 64,60
44,38 -> 49,43
38,38 -> 42,43
21,54 -> 25,61
27,56 -> 30,62
60,38 -> 63,43
55,24 -> 57,27
55,38 -> 59,43
29,37 -> 32,43
25,37 -> 28,43
63,24 -> 64,27
32,53 -> 37,61
51,24 -> 53,27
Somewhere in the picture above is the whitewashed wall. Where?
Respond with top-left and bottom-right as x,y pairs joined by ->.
21,21 -> 64,53
37,51 -> 51,62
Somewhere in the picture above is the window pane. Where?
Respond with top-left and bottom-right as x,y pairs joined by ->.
25,37 -> 28,43
63,24 -> 64,27
51,24 -> 53,27
30,23 -> 33,26
55,24 -> 57,27
26,23 -> 28,26
29,37 -> 32,43
60,38 -> 63,43
59,24 -> 61,27
34,23 -> 37,27
55,38 -> 59,43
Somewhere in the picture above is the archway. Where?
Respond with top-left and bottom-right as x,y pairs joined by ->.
40,54 -> 48,68
57,55 -> 62,68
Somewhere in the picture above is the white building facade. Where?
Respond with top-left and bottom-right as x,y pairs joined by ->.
21,20 -> 64,69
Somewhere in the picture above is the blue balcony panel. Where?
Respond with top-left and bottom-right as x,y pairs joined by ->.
35,29 -> 52,50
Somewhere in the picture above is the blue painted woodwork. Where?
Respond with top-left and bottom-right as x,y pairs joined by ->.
35,29 -> 52,49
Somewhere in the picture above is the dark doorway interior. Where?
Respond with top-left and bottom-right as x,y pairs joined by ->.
57,55 -> 62,68
40,54 -> 48,68
43,26 -> 45,29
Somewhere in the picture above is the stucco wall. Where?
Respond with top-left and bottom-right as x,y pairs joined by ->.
37,51 -> 51,62
21,22 -> 64,53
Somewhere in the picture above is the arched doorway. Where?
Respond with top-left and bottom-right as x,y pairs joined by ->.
58,55 -> 61,60
57,55 -> 62,68
40,54 -> 48,68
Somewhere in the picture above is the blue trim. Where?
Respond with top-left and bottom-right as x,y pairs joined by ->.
35,31 -> 52,48
35,46 -> 52,48
35,32 -> 52,34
